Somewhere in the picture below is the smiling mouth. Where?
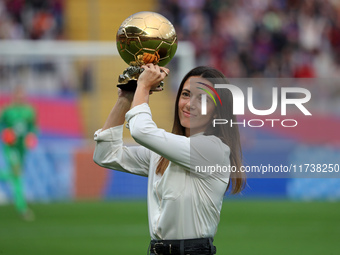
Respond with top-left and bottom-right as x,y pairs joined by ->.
183,111 -> 197,117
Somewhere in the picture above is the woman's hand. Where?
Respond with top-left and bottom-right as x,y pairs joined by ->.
131,64 -> 169,108
137,64 -> 169,91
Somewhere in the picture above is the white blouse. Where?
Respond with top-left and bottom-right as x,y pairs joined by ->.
93,103 -> 231,240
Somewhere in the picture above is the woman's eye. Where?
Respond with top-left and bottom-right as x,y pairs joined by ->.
181,92 -> 190,97
198,95 -> 202,101
199,94 -> 209,102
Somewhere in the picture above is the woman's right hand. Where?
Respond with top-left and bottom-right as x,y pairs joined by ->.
138,64 -> 169,91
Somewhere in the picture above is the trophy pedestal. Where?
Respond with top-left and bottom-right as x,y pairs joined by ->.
117,65 -> 164,91
117,80 -> 138,91
116,65 -> 141,91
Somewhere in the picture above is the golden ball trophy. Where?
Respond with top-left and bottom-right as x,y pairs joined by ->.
116,12 -> 178,91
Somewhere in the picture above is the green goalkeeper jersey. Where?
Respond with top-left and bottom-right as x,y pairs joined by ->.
0,104 -> 37,148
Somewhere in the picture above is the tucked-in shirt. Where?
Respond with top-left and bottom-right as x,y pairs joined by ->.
93,103 -> 230,240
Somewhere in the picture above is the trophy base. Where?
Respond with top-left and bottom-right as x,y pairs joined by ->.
117,80 -> 137,91
117,80 -> 164,92
117,65 -> 164,91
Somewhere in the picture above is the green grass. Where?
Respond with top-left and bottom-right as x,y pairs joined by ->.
0,200 -> 339,255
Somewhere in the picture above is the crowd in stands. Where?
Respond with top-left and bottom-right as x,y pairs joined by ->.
0,0 -> 64,40
2,0 -> 340,80
158,0 -> 340,79
0,0 -> 75,96
1,0 -> 340,98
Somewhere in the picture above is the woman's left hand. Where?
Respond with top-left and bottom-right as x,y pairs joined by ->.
137,64 -> 169,91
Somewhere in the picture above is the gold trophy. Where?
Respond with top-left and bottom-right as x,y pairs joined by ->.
116,12 -> 177,91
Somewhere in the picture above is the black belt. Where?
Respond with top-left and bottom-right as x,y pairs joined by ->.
149,237 -> 216,255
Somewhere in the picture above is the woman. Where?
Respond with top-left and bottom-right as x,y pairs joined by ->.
93,64 -> 246,255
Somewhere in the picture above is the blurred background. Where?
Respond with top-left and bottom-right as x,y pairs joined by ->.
0,0 -> 339,254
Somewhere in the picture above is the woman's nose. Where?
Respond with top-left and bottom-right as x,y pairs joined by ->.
187,98 -> 196,110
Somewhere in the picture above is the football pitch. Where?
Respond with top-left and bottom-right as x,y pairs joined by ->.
0,200 -> 339,255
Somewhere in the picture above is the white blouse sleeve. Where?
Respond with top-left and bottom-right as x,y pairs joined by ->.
93,124 -> 150,177
125,103 -> 230,180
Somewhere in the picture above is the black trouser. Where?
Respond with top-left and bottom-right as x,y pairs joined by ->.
148,237 -> 216,255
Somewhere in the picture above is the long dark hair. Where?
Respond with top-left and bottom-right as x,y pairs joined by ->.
156,66 -> 246,194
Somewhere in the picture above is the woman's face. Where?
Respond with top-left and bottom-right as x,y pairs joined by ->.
178,76 -> 216,137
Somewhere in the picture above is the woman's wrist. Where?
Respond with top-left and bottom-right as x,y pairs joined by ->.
117,96 -> 133,106
101,96 -> 131,131
131,83 -> 150,108
117,88 -> 134,103
136,81 -> 152,91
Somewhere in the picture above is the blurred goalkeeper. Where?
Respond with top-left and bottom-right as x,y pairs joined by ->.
0,86 -> 38,220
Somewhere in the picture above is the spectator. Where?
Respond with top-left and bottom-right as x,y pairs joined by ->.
0,0 -> 64,40
158,0 -> 340,78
